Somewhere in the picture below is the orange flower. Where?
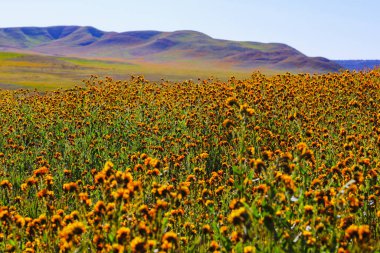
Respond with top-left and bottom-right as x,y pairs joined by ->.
345,224 -> 358,239
209,240 -> 219,251
244,246 -> 256,253
202,224 -> 212,234
111,244 -> 124,253
303,205 -> 314,214
162,231 -> 178,244
358,225 -> 370,241
130,236 -> 146,253
116,227 -> 130,244
178,185 -> 190,198
226,97 -> 239,107
59,221 -> 86,242
63,182 -> 79,192
149,158 -> 161,169
0,180 -> 12,190
222,119 -> 234,128
15,215 -> 25,228
199,152 -> 209,159
230,231 -> 241,243
281,174 -> 295,192
33,166 -> 49,177
228,207 -> 249,225
94,201 -> 106,215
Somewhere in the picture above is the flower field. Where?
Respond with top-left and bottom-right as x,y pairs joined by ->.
0,71 -> 379,252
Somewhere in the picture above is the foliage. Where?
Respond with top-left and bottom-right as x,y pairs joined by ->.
0,71 -> 379,252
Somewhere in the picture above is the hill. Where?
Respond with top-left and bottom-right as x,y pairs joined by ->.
0,26 -> 340,73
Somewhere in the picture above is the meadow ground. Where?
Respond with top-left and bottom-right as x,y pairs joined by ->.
0,52 -> 263,90
0,70 -> 379,252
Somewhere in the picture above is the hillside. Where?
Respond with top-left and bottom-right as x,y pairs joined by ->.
0,26 -> 341,73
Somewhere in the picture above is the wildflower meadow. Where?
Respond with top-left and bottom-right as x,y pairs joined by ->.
0,71 -> 379,252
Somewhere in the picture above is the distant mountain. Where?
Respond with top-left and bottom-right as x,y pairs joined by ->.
333,60 -> 380,71
0,26 -> 341,73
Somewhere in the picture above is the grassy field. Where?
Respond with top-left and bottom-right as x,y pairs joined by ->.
0,52 -> 261,90
0,70 -> 379,252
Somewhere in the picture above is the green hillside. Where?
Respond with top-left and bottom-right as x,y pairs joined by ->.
0,26 -> 341,74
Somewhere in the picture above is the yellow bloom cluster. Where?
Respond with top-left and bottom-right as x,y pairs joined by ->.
0,71 -> 379,252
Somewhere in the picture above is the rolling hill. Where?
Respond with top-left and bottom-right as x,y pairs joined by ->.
0,26 -> 341,73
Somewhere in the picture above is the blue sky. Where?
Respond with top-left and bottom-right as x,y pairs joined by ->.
1,0 -> 379,59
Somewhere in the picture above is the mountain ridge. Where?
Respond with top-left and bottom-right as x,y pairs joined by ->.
0,26 -> 341,73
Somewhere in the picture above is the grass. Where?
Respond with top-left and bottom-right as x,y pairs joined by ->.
0,51 -> 260,90
0,70 -> 379,252
0,52 -> 24,60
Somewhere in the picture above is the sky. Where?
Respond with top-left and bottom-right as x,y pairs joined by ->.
1,0 -> 379,59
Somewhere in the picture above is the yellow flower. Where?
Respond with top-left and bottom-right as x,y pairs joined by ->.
230,231 -> 241,243
303,205 -> 314,214
222,119 -> 234,128
296,142 -> 307,152
94,201 -> 106,215
111,244 -> 124,253
246,108 -> 255,116
149,158 -> 161,169
179,185 -> 190,198
281,174 -> 295,192
226,97 -> 239,107
147,239 -> 156,249
209,240 -> 219,251
220,226 -> 228,235
0,180 -> 12,190
103,161 -> 114,176
62,182 -> 79,192
202,224 -> 212,234
162,231 -> 178,244
130,236 -> 146,253
358,225 -> 370,241
33,166 -> 49,177
116,227 -> 130,244
59,221 -> 86,243
344,224 -> 358,239
199,152 -> 209,159
228,207 -> 249,225
244,246 -> 256,253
